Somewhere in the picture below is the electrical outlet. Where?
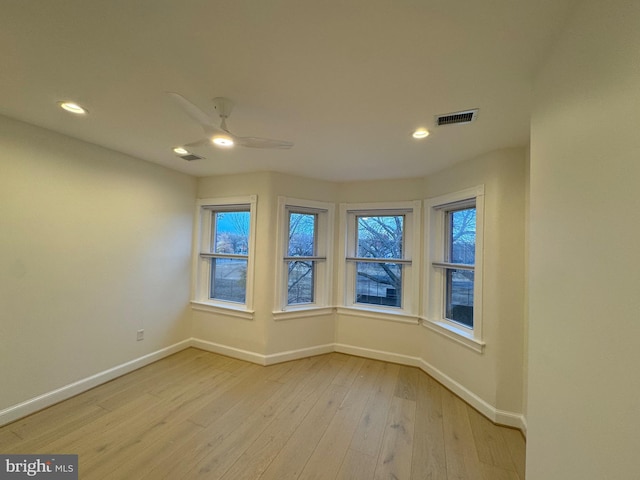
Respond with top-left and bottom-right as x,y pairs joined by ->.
137,329 -> 144,341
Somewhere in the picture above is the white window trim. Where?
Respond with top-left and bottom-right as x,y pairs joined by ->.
191,195 -> 257,319
337,200 -> 421,323
272,196 -> 334,320
422,186 -> 485,353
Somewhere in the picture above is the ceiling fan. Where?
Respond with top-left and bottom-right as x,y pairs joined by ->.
168,92 -> 294,150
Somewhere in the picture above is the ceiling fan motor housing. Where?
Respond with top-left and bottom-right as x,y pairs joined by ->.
212,97 -> 234,118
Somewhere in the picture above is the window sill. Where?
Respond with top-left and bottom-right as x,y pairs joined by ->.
190,301 -> 254,321
336,306 -> 419,325
272,306 -> 335,321
420,317 -> 485,353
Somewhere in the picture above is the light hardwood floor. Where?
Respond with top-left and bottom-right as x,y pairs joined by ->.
1,349 -> 525,479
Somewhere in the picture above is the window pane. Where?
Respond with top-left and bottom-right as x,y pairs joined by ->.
357,215 -> 403,259
211,258 -> 247,303
445,269 -> 474,328
287,260 -> 314,304
355,262 -> 401,307
213,211 -> 250,254
288,213 -> 316,256
449,207 -> 476,264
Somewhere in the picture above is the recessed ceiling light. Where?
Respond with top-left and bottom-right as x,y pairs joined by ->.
58,101 -> 88,115
173,147 -> 189,155
412,128 -> 429,139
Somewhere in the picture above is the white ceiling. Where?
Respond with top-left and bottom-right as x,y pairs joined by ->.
0,1 -> 576,182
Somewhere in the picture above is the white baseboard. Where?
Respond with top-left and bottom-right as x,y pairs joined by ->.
1,337 -> 526,434
0,339 -> 191,428
335,342 -> 526,433
191,338 -> 335,366
191,338 -> 266,365
264,343 -> 334,365
334,343 -> 423,368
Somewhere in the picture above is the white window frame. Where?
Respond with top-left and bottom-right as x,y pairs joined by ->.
273,196 -> 334,320
191,195 -> 257,320
337,200 -> 421,324
423,186 -> 485,352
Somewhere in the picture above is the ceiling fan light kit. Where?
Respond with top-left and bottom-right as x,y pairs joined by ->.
168,92 -> 294,152
211,133 -> 234,147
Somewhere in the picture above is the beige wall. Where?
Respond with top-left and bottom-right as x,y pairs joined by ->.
528,1 -> 640,478
423,148 -> 526,413
0,115 -> 196,411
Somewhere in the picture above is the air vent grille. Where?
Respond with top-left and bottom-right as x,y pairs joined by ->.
180,154 -> 203,161
436,109 -> 478,126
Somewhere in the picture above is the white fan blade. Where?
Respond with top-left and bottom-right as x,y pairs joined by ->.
167,92 -> 215,128
236,136 -> 294,149
184,138 -> 212,149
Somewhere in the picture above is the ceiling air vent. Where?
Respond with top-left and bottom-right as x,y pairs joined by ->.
436,109 -> 478,126
180,153 -> 203,161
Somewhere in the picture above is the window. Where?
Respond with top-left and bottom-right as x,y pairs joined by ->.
354,214 -> 404,308
209,210 -> 250,303
287,211 -> 317,305
192,196 -> 257,318
339,201 -> 421,322
424,186 -> 484,351
274,197 -> 334,318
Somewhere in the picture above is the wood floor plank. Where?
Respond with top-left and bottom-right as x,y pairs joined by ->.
467,404 -> 517,471
500,427 -> 526,480
157,380 -> 284,479
258,383 -> 349,480
7,403 -> 108,446
480,463 -> 521,480
442,388 -> 484,480
331,354 -> 366,387
335,449 -> 378,480
187,363 -> 264,427
139,373 -> 282,479
0,349 -> 527,480
8,392 -> 157,455
218,355 -> 342,480
349,361 -> 401,457
81,371 -> 241,478
410,374 -> 447,479
373,396 -> 416,480
0,429 -> 21,450
299,359 -> 382,480
394,365 -> 420,401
